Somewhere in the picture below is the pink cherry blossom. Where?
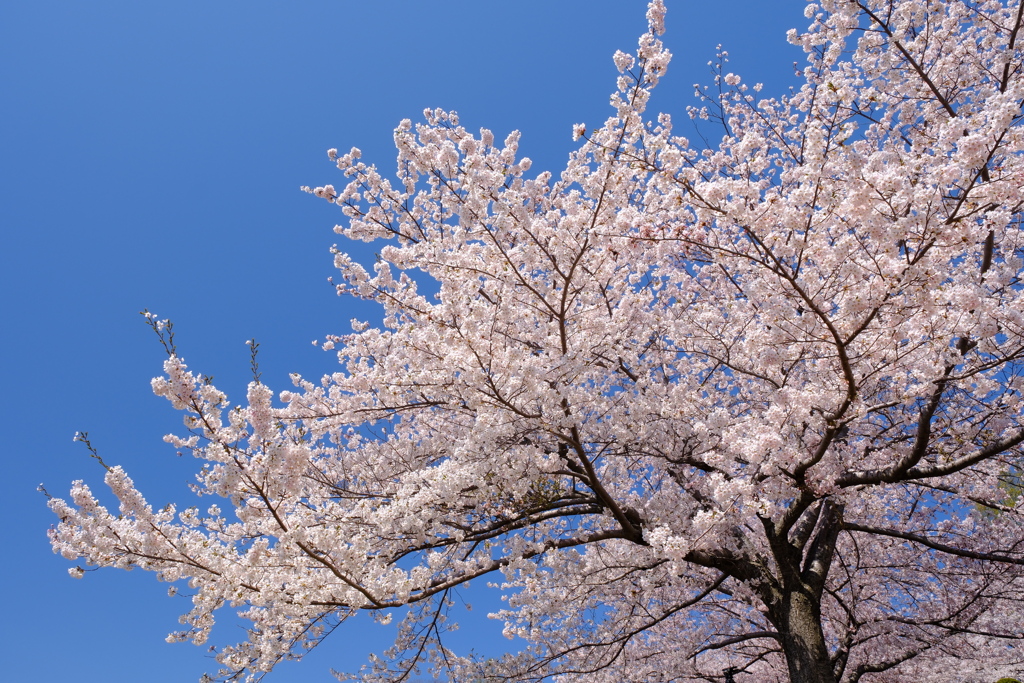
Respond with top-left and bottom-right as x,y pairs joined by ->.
50,2 -> 1024,682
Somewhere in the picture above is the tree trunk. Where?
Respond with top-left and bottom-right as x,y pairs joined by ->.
696,501 -> 844,682
774,588 -> 837,683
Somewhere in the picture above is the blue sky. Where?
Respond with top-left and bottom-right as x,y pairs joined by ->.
1,2 -> 804,680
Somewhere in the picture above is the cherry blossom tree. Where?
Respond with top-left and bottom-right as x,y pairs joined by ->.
48,1 -> 1024,681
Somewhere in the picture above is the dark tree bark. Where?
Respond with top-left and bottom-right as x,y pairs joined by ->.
756,500 -> 845,683
771,589 -> 838,683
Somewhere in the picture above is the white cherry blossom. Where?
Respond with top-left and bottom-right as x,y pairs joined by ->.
50,2 -> 1024,682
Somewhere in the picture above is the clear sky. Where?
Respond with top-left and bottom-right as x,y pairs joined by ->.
1,2 -> 805,680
